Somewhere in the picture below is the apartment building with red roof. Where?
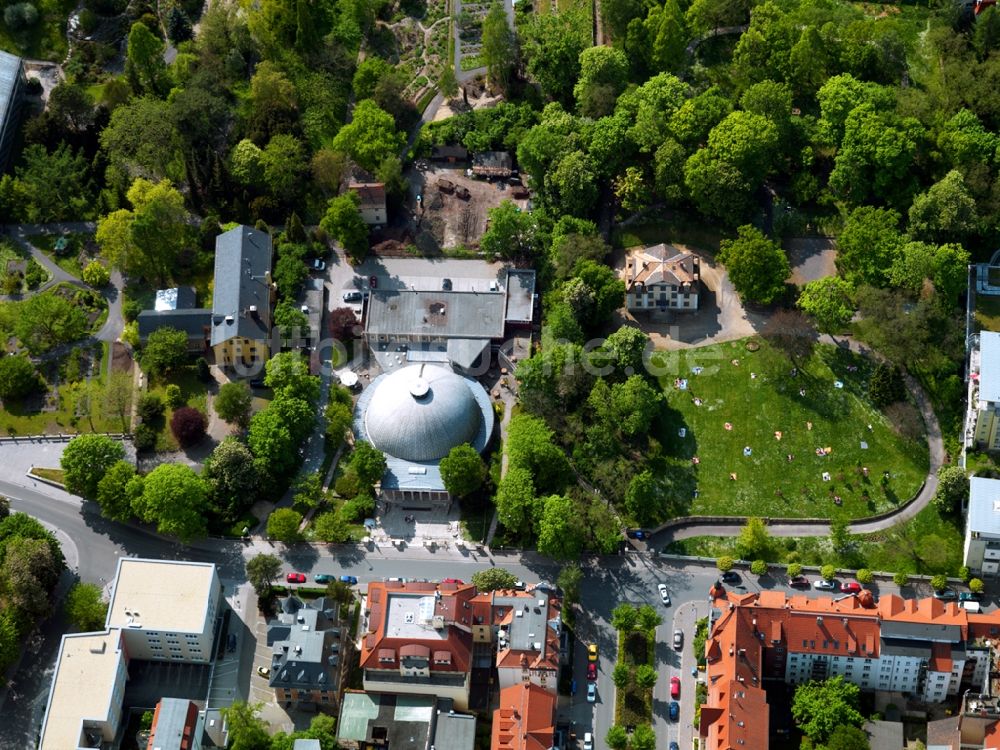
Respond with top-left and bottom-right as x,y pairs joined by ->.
492,683 -> 557,750
700,589 -> 1000,750
360,580 -> 478,709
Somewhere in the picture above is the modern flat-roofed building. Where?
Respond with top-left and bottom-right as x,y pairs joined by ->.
0,50 -> 26,172
338,692 -> 475,750
107,558 -> 221,662
973,331 -> 1000,449
964,476 -> 1000,578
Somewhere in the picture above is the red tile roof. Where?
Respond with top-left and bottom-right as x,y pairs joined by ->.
492,683 -> 556,750
349,182 -> 386,210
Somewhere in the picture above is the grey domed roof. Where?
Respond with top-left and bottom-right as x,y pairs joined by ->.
363,365 -> 482,462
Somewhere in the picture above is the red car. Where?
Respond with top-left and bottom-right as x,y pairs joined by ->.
443,578 -> 464,584
587,663 -> 597,681
286,573 -> 306,584
841,581 -> 862,593
670,676 -> 680,698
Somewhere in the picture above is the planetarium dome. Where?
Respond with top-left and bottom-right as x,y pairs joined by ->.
362,364 -> 484,463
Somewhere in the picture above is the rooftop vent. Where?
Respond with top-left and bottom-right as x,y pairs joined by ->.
250,305 -> 258,313
225,315 -> 234,324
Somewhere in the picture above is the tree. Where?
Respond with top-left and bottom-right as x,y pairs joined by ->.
221,702 -> 272,750
635,663 -> 658,689
547,151 -> 598,218
523,10 -> 590,103
868,362 -> 905,407
558,563 -> 583,604
482,3 -> 515,93
247,61 -> 298,141
351,441 -> 388,488
215,382 -> 253,428
893,571 -> 909,587
931,574 -> 948,591
536,494 -> 582,560
313,511 -> 350,543
321,192 -> 369,264
830,517 -> 851,554
170,406 -> 207,448
787,562 -> 802,577
267,508 -> 303,542
204,438 -> 261,521
606,725 -> 628,750
630,725 -> 655,750
248,407 -> 298,479
1,537 -> 61,617
495,467 -> 538,534
718,226 -> 790,305
331,99 -> 404,172
824,724 -> 871,750
140,327 -> 189,377
856,568 -> 873,584
246,553 -> 282,597
970,577 -> 985,593
133,463 -> 209,542
613,166 -> 651,215
735,517 -> 772,561
8,144 -> 93,222
907,169 -> 978,244
821,564 -> 836,581
934,465 -> 968,515
65,582 -> 108,630
637,603 -> 662,631
265,352 -> 320,404
0,355 -> 38,400
261,134 -> 308,200
61,435 -> 125,500
126,22 -> 168,95
480,201 -> 542,261
82,261 -> 110,288
439,444 -> 487,498
574,47 -> 629,117
611,663 -> 630,690
717,556 -> 734,572
15,293 -> 88,354
624,471 -> 665,526
471,568 -> 519,591
791,676 -> 864,745
96,460 -> 139,521
230,139 -> 265,187
835,206 -> 904,288
611,603 -> 638,632
797,277 -> 855,335
761,309 -> 817,365
99,98 -> 180,189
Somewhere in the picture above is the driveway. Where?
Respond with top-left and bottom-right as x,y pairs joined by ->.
787,237 -> 837,286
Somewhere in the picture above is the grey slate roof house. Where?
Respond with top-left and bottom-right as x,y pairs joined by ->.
267,595 -> 345,708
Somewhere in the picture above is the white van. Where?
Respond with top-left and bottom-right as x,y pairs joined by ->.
963,601 -> 981,613
582,733 -> 593,750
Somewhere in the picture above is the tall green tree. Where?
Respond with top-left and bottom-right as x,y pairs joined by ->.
481,201 -> 543,261
791,676 -> 864,745
0,354 -> 39,400
797,277 -> 855,335
835,206 -> 904,287
140,327 -> 189,377
221,702 -> 272,750
439,444 -> 487,498
267,508 -> 303,542
132,463 -> 210,542
574,47 -> 629,117
331,99 -> 404,172
65,582 -> 109,630
15,293 -> 88,354
482,3 -> 516,93
215,382 -> 253,427
495,467 -> 538,534
523,10 -> 590,103
246,553 -> 283,596
735,517 -> 772,560
204,438 -> 262,521
321,192 -> 369,264
537,494 -> 582,559
125,22 -> 168,95
471,567 -> 520,591
717,226 -> 789,305
96,460 -> 140,521
907,170 -> 979,245
61,435 -> 126,500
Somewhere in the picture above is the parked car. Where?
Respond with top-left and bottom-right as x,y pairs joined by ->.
670,676 -> 680,699
841,581 -> 863,593
286,573 -> 306,584
658,583 -> 671,606
673,630 -> 684,650
257,666 -> 271,678
814,579 -> 838,591
625,529 -> 646,540
312,258 -> 326,271
314,574 -> 335,584
934,588 -> 958,601
721,571 -> 741,584
369,275 -> 378,289
789,575 -> 809,587
586,663 -> 597,681
668,701 -> 679,721
340,575 -> 358,585
586,683 -> 597,703
587,644 -> 598,662
442,577 -> 464,584
960,591 -> 981,601
582,733 -> 593,750
669,744 -> 679,750
343,290 -> 363,303
442,278 -> 453,290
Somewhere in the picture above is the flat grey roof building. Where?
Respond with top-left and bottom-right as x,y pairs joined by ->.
338,693 -> 474,750
504,269 -> 535,324
968,476 -> 1000,537
366,289 -> 506,340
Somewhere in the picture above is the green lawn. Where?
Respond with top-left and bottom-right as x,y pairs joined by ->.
147,366 -> 211,451
975,295 -> 1000,333
0,378 -> 123,436
651,340 -> 928,519
32,233 -> 94,280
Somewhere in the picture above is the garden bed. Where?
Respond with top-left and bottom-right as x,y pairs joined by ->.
615,628 -> 655,727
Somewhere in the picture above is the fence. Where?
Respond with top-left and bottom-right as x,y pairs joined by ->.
0,433 -> 131,443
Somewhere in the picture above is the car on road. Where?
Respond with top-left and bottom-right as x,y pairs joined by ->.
314,574 -> 335,584
256,666 -> 271,679
658,583 -> 671,606
340,575 -> 358,584
670,676 -> 681,698
788,575 -> 809,587
343,290 -> 363,303
673,630 -> 683,650
960,591 -> 981,601
625,529 -> 646,540
286,572 -> 306,583
582,733 -> 593,750
588,644 -> 598,662
841,581 -> 863,593
369,275 -> 378,289
442,278 -> 453,290
669,701 -> 679,721
586,663 -> 597,681
934,588 -> 958,601
814,579 -> 838,591
442,577 -> 464,584
312,258 -> 326,271
586,683 -> 596,703
669,743 -> 679,750
721,571 -> 740,584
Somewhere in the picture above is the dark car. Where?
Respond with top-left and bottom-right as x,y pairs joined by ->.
960,591 -> 981,601
669,744 -> 679,750
669,701 -> 679,721
442,278 -> 453,290
286,573 -> 306,584
625,529 -> 646,540
934,588 -> 959,601
249,378 -> 266,388
314,574 -> 335,584
789,575 -> 809,587
340,575 -> 358,585
369,275 -> 378,289
721,571 -> 740,584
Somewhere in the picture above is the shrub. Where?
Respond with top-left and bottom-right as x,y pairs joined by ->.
960,565 -> 971,582
341,492 -> 375,522
78,7 -> 97,32
893,571 -> 909,587
82,261 -> 110,288
970,577 -> 984,593
133,423 -> 157,451
716,556 -> 734,572
0,354 -> 39,400
24,260 -> 45,289
4,2 -> 39,29
821,564 -> 836,581
335,468 -> 361,499
786,562 -> 802,578
930,574 -> 948,592
750,559 -> 767,576
170,406 -> 206,447
196,357 -> 211,382
122,300 -> 142,323
137,393 -> 165,423
855,568 -> 873,584
164,383 -> 185,409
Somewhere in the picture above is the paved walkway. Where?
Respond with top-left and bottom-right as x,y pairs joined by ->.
641,335 -> 945,548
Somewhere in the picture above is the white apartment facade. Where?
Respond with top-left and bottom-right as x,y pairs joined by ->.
973,331 -> 1000,449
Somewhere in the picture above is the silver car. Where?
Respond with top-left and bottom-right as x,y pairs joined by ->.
814,579 -> 838,591
673,629 -> 683,650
